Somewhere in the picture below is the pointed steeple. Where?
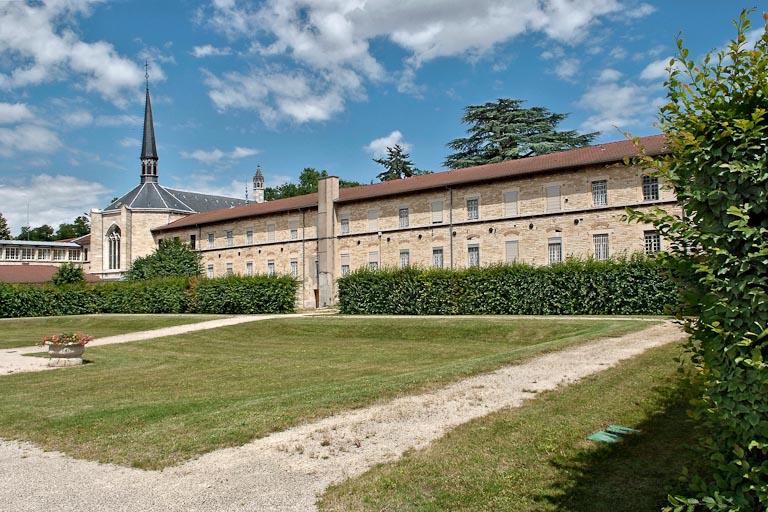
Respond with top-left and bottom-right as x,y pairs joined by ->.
140,61 -> 158,183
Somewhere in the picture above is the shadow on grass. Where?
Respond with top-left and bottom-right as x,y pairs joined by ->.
541,380 -> 701,512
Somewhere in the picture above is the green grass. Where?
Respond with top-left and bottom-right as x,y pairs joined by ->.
319,343 -> 698,512
0,317 -> 649,469
0,314 -> 228,349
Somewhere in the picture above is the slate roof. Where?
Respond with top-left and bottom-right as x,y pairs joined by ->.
103,183 -> 246,213
141,88 -> 158,160
0,239 -> 81,248
153,135 -> 669,233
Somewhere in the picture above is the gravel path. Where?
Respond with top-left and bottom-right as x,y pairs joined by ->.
0,321 -> 684,512
0,314 -> 306,376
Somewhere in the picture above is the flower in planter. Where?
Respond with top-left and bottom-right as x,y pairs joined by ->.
39,333 -> 94,347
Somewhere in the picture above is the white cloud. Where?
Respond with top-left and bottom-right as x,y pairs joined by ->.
598,68 -> 623,82
625,3 -> 656,19
119,137 -> 139,148
0,102 -> 34,124
62,109 -> 94,127
94,114 -> 143,127
181,145 -> 260,164
192,44 -> 232,57
0,124 -> 62,157
639,56 -> 676,81
364,130 -> 411,158
0,1 -> 145,106
168,173 -> 246,200
0,174 -> 109,234
578,69 -> 662,133
554,58 -> 580,80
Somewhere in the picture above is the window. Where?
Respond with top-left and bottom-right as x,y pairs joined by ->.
245,261 -> 253,276
189,234 -> 196,249
546,185 -> 561,212
267,260 -> 276,276
593,234 -> 610,261
592,180 -> 608,207
267,223 -> 276,242
67,249 -> 80,261
207,264 -> 214,278
106,226 -> 121,270
246,230 -> 253,244
399,207 -> 409,228
399,249 -> 410,268
22,248 -> 34,260
207,232 -> 214,249
644,230 -> 661,255
468,244 -> 480,267
290,221 -> 299,240
226,230 -> 234,247
37,248 -> 49,260
53,249 -> 67,261
431,200 -> 443,224
340,217 -> 350,235
226,262 -> 234,276
505,240 -> 519,263
290,258 -> 298,278
466,198 -> 479,220
503,191 -> 519,217
368,210 -> 379,232
432,247 -> 444,268
548,237 -> 563,264
368,251 -> 379,270
340,253 -> 350,276
4,247 -> 18,260
642,175 -> 659,201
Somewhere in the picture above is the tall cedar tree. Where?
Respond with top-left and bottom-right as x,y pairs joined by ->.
0,212 -> 10,239
628,11 -> 768,511
444,99 -> 598,169
374,144 -> 429,181
265,168 -> 361,200
125,238 -> 202,280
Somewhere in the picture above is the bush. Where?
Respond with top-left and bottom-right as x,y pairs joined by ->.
338,257 -> 678,316
0,275 -> 299,318
52,263 -> 85,285
125,239 -> 202,280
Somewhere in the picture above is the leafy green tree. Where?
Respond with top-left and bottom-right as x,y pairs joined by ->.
265,168 -> 361,200
51,263 -> 86,285
373,145 -> 429,181
0,212 -> 10,239
444,98 -> 597,169
17,224 -> 54,241
55,215 -> 90,240
628,11 -> 768,511
125,238 -> 203,280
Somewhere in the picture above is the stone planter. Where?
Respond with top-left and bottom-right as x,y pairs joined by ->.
47,344 -> 85,367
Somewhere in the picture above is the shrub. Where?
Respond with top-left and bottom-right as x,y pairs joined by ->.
125,239 -> 202,280
338,257 -> 678,316
193,275 -> 298,314
52,263 -> 86,285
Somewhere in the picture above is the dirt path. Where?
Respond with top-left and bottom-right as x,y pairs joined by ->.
0,321 -> 684,512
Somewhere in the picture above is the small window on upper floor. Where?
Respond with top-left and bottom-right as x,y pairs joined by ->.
466,198 -> 479,221
290,221 -> 299,240
545,185 -> 561,213
399,207 -> 409,228
431,200 -> 443,224
503,191 -> 518,217
340,217 -> 350,235
226,230 -> 234,247
267,223 -> 276,242
246,230 -> 253,244
642,175 -> 659,201
368,210 -> 379,232
592,180 -> 608,207
207,232 -> 214,249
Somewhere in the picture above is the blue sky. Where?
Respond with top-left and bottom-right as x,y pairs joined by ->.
0,0 -> 760,234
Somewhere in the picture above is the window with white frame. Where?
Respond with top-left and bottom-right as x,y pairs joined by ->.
505,240 -> 519,263
226,262 -> 234,276
548,237 -> 563,264
246,261 -> 253,276
399,207 -> 409,228
290,221 -> 299,240
503,191 -> 519,217
368,209 -> 379,232
21,248 -> 34,260
592,180 -> 608,207
431,200 -> 443,224
642,175 -> 659,201
290,258 -> 298,277
267,260 -> 276,276
466,198 -> 479,220
340,216 -> 350,234
644,230 -> 661,255
432,247 -> 444,268
106,226 -> 120,269
593,234 -> 610,260
225,230 -> 233,247
545,185 -> 561,212
467,244 -> 480,267
37,248 -> 49,260
207,264 -> 214,278
53,249 -> 67,262
4,247 -> 18,260
399,249 -> 410,268
340,253 -> 350,276
207,232 -> 214,249
67,249 -> 80,261
368,251 -> 379,270
246,230 -> 253,244
267,223 -> 276,242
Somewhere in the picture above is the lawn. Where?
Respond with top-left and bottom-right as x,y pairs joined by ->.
0,314 -> 228,349
319,342 -> 698,512
0,317 -> 651,469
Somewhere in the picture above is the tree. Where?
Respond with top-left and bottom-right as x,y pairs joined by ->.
125,238 -> 202,280
628,11 -> 767,510
0,212 -> 10,239
17,224 -> 54,241
52,263 -> 85,285
373,145 -> 429,181
264,168 -> 361,201
444,99 -> 598,169
55,215 -> 90,240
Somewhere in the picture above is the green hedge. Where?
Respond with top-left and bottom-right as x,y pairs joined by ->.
0,275 -> 299,318
338,258 -> 678,315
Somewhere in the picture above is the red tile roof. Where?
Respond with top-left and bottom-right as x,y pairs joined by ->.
0,265 -> 100,284
153,135 -> 667,233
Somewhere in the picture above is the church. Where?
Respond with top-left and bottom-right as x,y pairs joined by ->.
89,83 -> 679,308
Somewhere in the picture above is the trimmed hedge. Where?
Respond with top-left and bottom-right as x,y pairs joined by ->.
0,275 -> 298,318
338,258 -> 678,315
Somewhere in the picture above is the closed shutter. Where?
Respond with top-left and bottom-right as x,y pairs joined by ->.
368,210 -> 379,232
505,240 -> 519,263
503,191 -> 518,216
546,185 -> 561,212
431,200 -> 443,223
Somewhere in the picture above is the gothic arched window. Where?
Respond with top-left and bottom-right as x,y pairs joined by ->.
106,225 -> 121,270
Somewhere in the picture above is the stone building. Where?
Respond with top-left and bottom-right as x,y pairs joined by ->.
151,135 -> 677,309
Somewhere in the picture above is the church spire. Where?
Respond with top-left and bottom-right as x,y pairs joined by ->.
140,61 -> 158,183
